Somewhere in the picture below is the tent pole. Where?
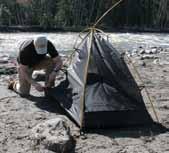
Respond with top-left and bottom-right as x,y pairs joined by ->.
93,0 -> 123,27
63,0 -> 124,74
79,28 -> 95,129
125,55 -> 160,123
64,31 -> 91,66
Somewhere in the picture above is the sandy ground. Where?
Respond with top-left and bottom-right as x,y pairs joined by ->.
0,51 -> 169,153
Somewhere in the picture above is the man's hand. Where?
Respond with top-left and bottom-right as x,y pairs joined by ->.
46,71 -> 57,88
32,82 -> 44,92
46,56 -> 62,88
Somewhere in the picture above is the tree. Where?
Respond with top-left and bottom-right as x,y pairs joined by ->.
55,0 -> 73,26
0,0 -> 169,29
0,4 -> 11,25
156,0 -> 169,28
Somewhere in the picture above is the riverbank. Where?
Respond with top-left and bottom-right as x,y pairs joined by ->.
1,25 -> 169,33
0,45 -> 169,152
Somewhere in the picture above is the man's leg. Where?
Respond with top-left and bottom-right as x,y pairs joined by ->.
10,66 -> 33,96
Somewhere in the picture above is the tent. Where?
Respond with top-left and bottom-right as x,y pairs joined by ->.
48,30 -> 153,129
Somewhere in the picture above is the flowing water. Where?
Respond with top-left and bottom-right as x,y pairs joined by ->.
0,32 -> 169,57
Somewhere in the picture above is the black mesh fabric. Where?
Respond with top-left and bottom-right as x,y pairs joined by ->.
48,33 -> 153,128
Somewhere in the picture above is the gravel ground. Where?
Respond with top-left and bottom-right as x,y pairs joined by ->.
0,50 -> 169,153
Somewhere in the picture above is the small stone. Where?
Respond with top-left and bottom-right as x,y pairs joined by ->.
132,49 -> 138,53
145,49 -> 152,54
139,49 -> 145,54
153,59 -> 159,64
0,58 -> 9,64
141,61 -> 146,67
151,48 -> 157,54
140,55 -> 158,60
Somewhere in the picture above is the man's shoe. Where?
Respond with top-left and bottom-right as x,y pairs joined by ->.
8,80 -> 16,90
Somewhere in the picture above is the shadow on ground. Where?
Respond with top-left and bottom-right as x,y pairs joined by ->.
23,95 -> 76,153
26,95 -> 64,114
85,122 -> 169,139
25,95 -> 169,140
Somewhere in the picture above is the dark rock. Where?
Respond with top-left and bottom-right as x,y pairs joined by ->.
139,49 -> 145,54
0,68 -> 16,74
140,55 -> 158,60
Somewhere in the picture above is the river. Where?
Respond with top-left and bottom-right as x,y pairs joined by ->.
0,32 -> 169,57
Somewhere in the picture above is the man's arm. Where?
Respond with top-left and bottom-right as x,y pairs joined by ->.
52,56 -> 63,72
46,56 -> 63,87
19,64 -> 44,92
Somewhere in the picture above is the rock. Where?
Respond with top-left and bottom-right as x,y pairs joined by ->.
132,49 -> 138,54
30,116 -> 75,153
158,47 -> 164,52
137,47 -> 161,55
140,55 -> 158,60
139,49 -> 145,54
138,61 -> 146,67
125,51 -> 132,57
32,70 -> 46,81
151,48 -> 158,54
0,66 -> 17,75
131,52 -> 137,56
145,49 -> 152,54
163,69 -> 167,73
0,57 -> 9,64
126,53 -> 131,57
164,48 -> 169,52
153,59 -> 159,64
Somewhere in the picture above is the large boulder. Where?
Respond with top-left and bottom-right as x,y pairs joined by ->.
30,116 -> 75,153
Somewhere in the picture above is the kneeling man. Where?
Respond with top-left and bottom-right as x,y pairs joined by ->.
9,36 -> 62,97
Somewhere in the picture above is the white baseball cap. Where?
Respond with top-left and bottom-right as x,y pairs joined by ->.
34,36 -> 47,54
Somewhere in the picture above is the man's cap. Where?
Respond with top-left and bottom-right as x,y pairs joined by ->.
33,36 -> 47,54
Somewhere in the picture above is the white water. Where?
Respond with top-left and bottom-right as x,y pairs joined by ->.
0,32 -> 169,57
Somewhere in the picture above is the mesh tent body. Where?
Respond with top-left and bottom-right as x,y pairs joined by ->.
48,32 -> 153,129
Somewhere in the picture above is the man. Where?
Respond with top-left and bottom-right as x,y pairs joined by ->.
8,36 -> 62,97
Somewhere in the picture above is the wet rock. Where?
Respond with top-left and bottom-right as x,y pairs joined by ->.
0,57 -> 9,64
131,52 -> 137,56
125,51 -> 132,57
151,48 -> 158,54
30,116 -> 75,153
153,59 -> 159,65
0,54 -> 10,62
139,49 -> 145,54
0,66 -> 17,75
125,50 -> 138,57
140,55 -> 158,60
134,46 -> 162,57
163,69 -> 167,73
145,49 -> 151,54
157,47 -> 164,52
132,49 -> 138,54
164,48 -> 169,52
